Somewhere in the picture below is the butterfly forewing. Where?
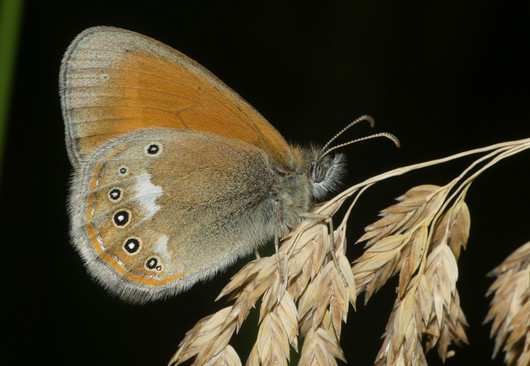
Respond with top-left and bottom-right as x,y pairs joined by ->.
60,26 -> 292,168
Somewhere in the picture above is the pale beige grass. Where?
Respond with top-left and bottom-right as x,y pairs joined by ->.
169,137 -> 530,366
485,241 -> 530,366
170,198 -> 355,366
358,185 -> 470,366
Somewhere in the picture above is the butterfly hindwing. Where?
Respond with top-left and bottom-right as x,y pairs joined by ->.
69,128 -> 278,302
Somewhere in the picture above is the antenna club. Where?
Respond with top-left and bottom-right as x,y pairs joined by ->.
320,131 -> 401,158
383,133 -> 401,148
363,115 -> 375,128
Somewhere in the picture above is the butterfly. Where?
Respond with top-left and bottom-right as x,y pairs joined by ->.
60,27 -> 346,303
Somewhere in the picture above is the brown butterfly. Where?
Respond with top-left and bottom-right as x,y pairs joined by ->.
60,27 -> 346,303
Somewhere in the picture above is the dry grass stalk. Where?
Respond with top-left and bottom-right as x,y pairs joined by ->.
203,346 -> 242,366
362,184 -> 471,366
373,241 -> 470,366
169,137 -> 530,365
375,289 -> 428,366
170,197 -> 356,366
297,218 -> 354,365
353,184 -> 450,302
430,200 -> 470,260
423,242 -> 469,360
362,138 -> 530,365
169,306 -> 240,366
485,241 -> 530,366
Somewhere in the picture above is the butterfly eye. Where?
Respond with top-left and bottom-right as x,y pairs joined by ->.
310,162 -> 327,184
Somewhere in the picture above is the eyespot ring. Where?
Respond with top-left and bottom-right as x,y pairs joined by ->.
145,143 -> 162,156
123,237 -> 142,255
118,166 -> 129,176
112,209 -> 131,228
145,256 -> 163,272
108,187 -> 123,202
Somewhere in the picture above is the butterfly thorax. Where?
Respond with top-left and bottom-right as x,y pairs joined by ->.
270,145 -> 346,235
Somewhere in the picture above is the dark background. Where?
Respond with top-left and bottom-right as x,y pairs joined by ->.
2,1 -> 530,365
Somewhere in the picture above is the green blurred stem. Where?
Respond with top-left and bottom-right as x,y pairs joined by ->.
0,0 -> 24,180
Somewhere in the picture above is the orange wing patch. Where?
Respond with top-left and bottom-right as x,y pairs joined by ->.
60,27 -> 292,167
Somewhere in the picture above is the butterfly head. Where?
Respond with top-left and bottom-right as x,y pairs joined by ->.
306,147 -> 346,201
277,145 -> 346,215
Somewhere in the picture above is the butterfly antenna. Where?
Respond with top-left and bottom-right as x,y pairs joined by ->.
320,132 -> 401,158
319,115 -> 375,155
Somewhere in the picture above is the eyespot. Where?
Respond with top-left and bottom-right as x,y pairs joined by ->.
123,237 -> 141,255
112,209 -> 131,228
145,257 -> 163,272
118,166 -> 129,176
145,143 -> 162,156
108,188 -> 122,202
310,162 -> 327,184
99,73 -> 110,82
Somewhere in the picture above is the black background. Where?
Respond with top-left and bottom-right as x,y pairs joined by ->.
2,1 -> 530,365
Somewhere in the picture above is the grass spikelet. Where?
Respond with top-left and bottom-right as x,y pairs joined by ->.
169,306 -> 240,365
171,197 -> 356,366
485,241 -> 530,366
423,243 -> 469,360
375,291 -> 428,366
431,200 -> 471,259
247,286 -> 298,366
353,184 -> 449,303
373,240 -> 469,366
356,185 -> 472,364
204,345 -> 241,366
298,327 -> 346,366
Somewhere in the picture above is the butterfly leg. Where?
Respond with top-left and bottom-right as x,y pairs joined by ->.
273,200 -> 293,305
